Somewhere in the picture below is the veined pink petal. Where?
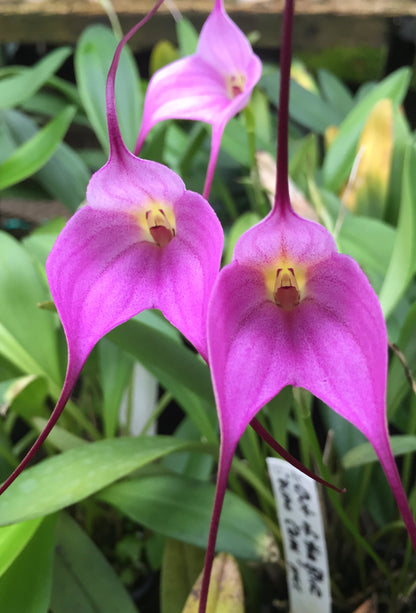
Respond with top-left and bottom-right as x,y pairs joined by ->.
233,206 -> 336,268
135,0 -> 261,199
208,238 -> 386,446
48,182 -> 222,363
87,146 -> 185,213
222,209 -> 385,446
197,0 -> 257,76
136,2 -> 261,153
138,57 -> 233,130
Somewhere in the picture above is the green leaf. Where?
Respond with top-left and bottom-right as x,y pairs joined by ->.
178,124 -> 209,178
317,69 -> 354,117
224,212 -> 261,264
99,338 -> 134,439
108,313 -> 218,443
343,435 -> 416,469
249,89 -> 273,151
0,436 -> 198,525
387,300 -> 416,417
379,138 -> 416,317
161,539 -> 205,613
3,109 -> 90,211
0,231 -> 60,382
98,474 -> 271,560
163,417 -> 214,481
0,48 -> 71,110
21,90 -> 82,122
221,118 -> 251,166
336,214 -> 395,293
319,189 -> 395,292
4,374 -> 49,420
322,68 -> 411,191
0,515 -> 56,613
75,24 -> 142,152
319,401 -> 366,462
23,218 -> 66,269
0,106 -> 76,190
0,517 -> 43,577
176,18 -> 199,57
50,513 -> 138,613
385,105 -> 411,225
32,418 -> 86,452
260,71 -> 343,133
150,40 -> 178,76
289,133 -> 319,193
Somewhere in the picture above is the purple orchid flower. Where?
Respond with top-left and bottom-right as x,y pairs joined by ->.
0,0 -> 223,496
197,0 -> 416,609
135,0 -> 262,199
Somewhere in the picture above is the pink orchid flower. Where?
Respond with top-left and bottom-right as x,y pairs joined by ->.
0,0 -> 223,496
135,0 -> 262,198
198,0 -> 416,609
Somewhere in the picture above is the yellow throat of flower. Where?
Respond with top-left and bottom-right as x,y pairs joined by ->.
226,72 -> 246,99
264,262 -> 306,311
134,202 -> 176,248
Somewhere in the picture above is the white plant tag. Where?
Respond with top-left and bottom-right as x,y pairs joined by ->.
267,458 -> 331,613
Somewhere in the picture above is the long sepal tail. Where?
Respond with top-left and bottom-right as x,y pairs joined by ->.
198,440 -> 236,613
374,432 -> 416,551
250,417 -> 345,494
0,360 -> 82,495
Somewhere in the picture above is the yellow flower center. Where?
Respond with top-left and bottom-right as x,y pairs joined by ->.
226,72 -> 246,99
273,268 -> 300,311
264,261 -> 305,311
133,202 -> 176,248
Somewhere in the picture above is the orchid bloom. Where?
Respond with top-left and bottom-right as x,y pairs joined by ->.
135,0 -> 262,199
0,1 -> 223,496
198,0 -> 416,610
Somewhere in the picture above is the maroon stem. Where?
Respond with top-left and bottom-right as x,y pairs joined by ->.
203,126 -> 224,200
0,361 -> 82,495
106,0 -> 166,157
274,0 -> 294,209
375,431 -> 416,552
250,417 -> 345,494
198,440 -> 236,613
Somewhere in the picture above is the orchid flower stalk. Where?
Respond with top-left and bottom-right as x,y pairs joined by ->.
0,0 -> 223,496
135,0 -> 262,199
198,0 -> 416,609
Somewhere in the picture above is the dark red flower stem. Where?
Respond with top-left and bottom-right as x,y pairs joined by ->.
106,0 -> 165,157
198,442 -> 236,613
275,0 -> 294,211
250,417 -> 345,494
0,362 -> 82,495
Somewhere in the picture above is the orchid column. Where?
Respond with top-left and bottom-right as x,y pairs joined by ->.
198,0 -> 416,610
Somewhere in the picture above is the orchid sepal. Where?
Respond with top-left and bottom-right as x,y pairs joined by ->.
135,0 -> 262,197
